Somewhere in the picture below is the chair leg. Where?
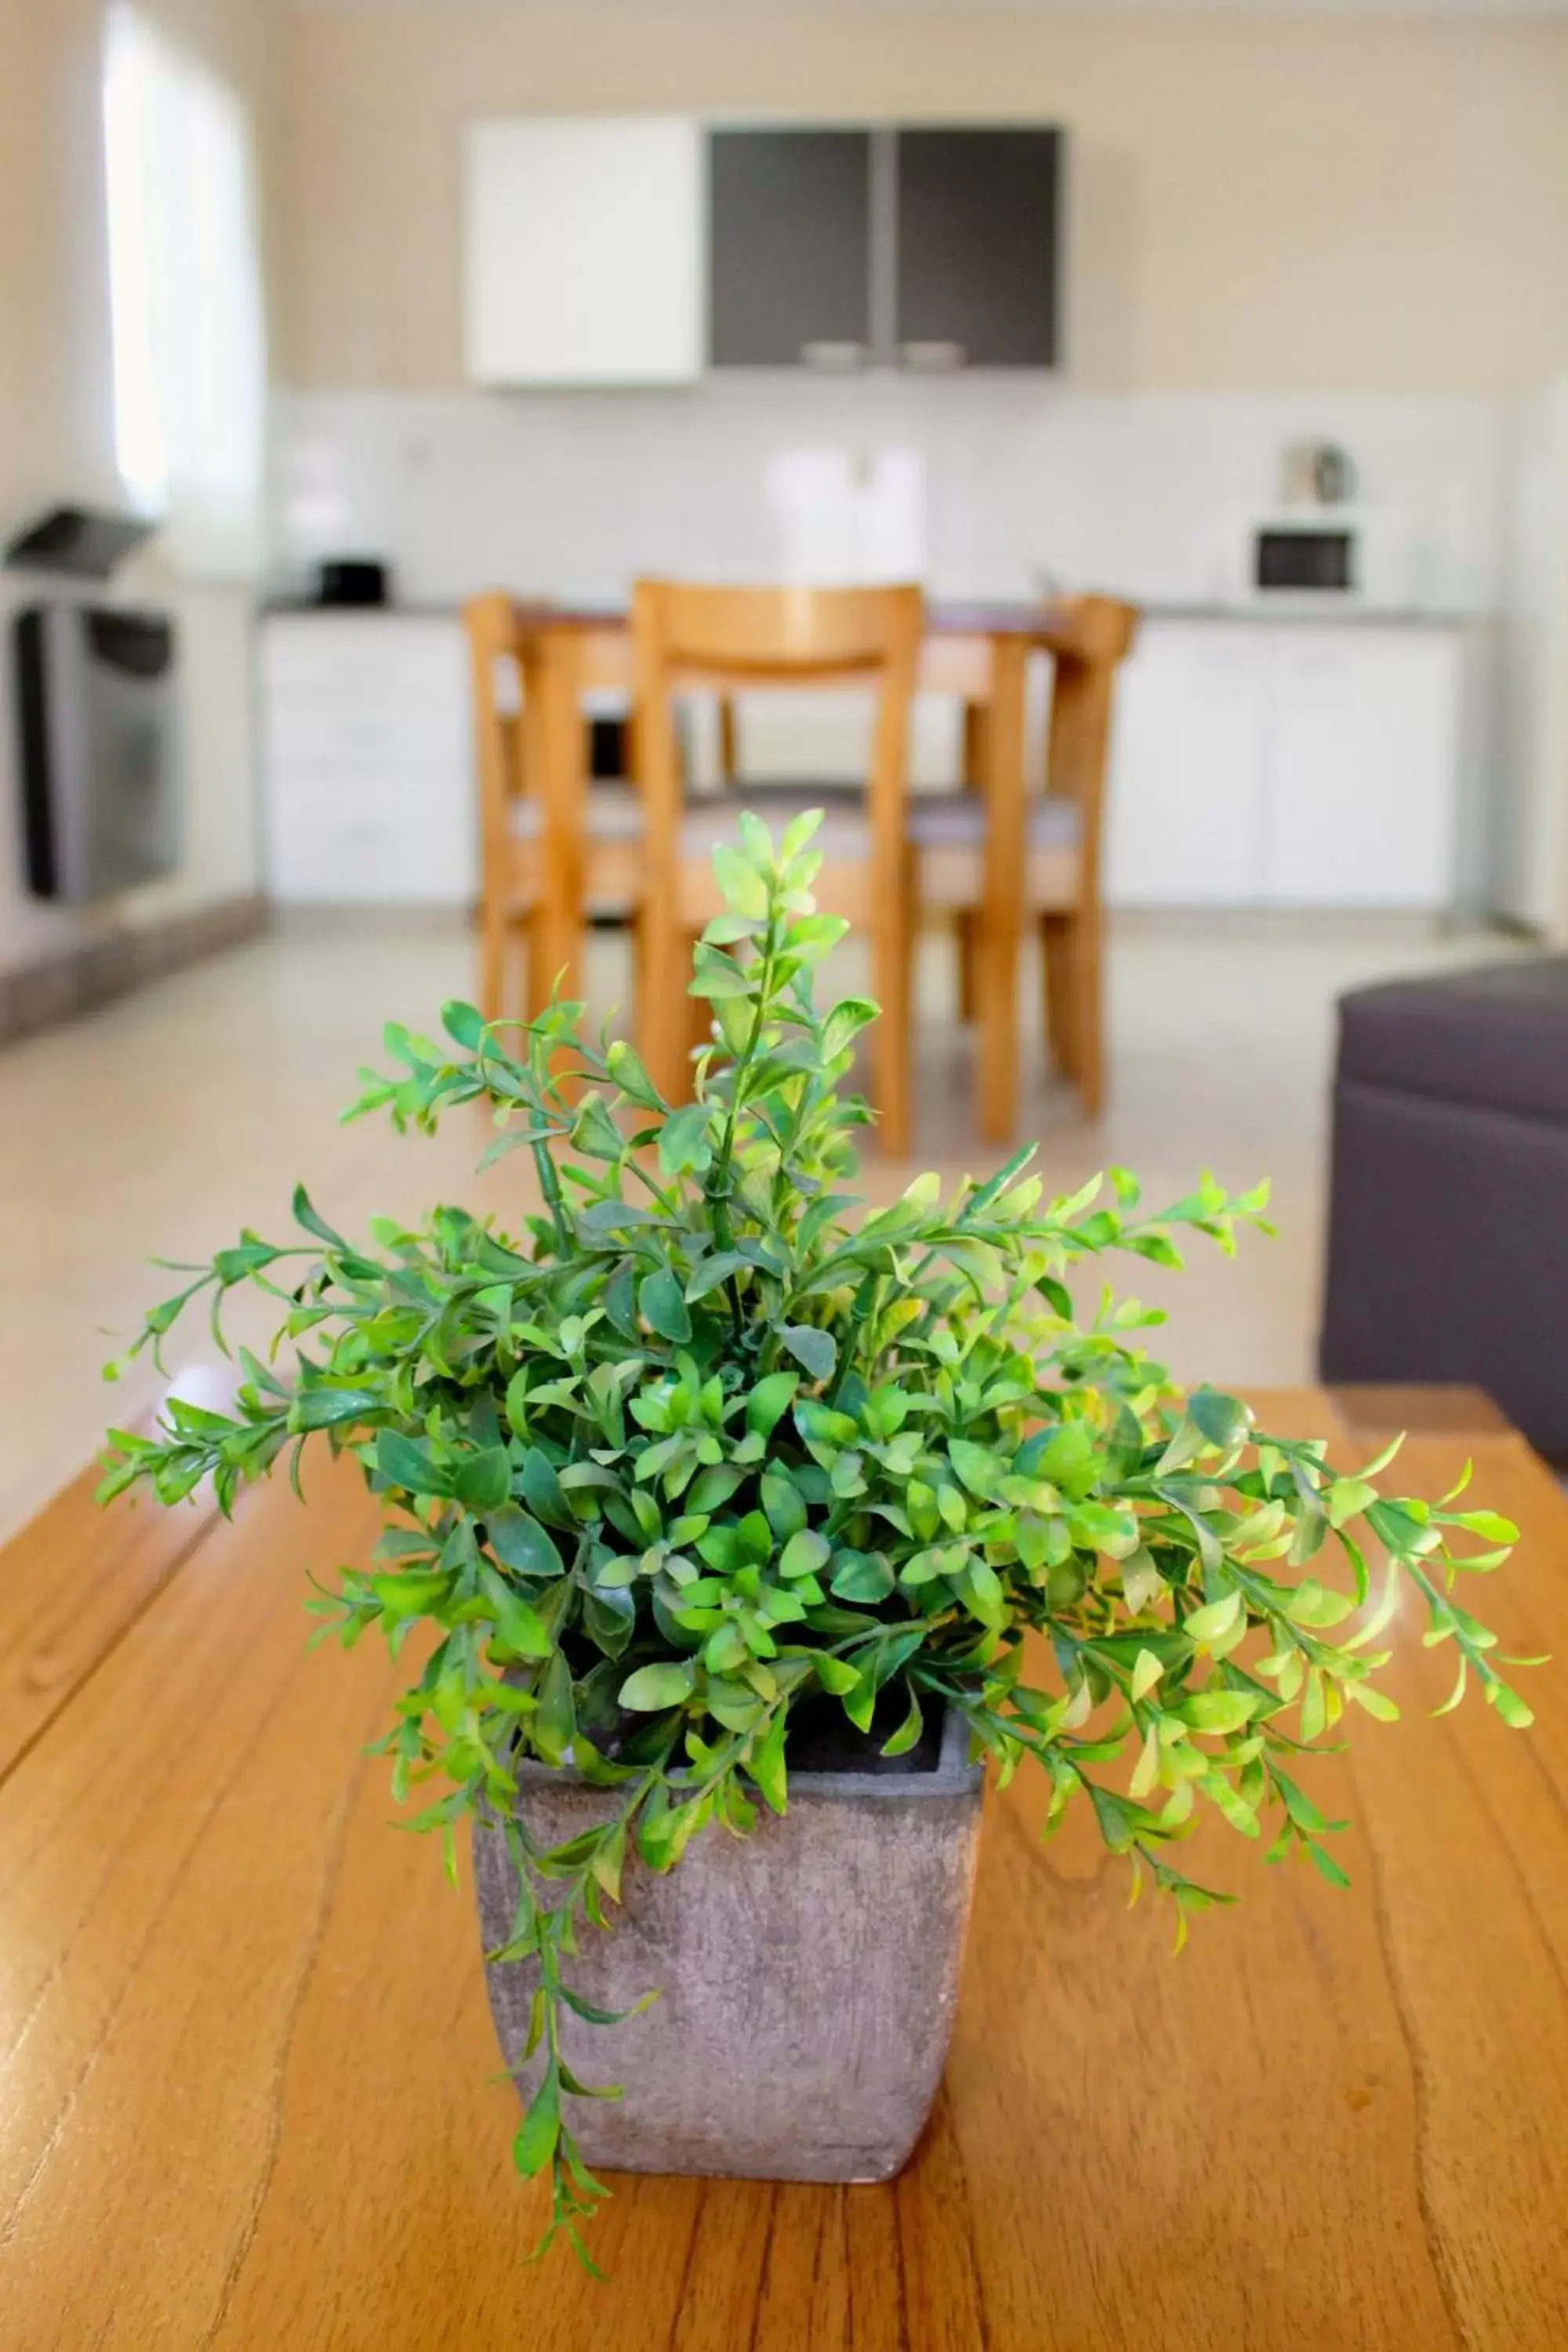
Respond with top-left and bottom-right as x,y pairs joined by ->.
480,892 -> 508,1025
639,898 -> 689,1107
521,912 -> 548,1027
873,859 -> 914,1158
954,909 -> 978,1024
1069,909 -> 1105,1120
975,902 -> 1020,1148
629,908 -> 648,1043
1041,912 -> 1077,1079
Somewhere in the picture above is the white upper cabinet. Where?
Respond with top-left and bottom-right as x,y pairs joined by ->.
464,117 -> 705,388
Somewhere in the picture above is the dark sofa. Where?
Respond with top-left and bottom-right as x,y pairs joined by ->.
1319,957 -> 1568,1459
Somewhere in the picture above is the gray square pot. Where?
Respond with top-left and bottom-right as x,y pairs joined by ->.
474,1709 -> 985,2183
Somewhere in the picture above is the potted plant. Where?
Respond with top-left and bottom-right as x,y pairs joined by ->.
101,812 -> 1533,2272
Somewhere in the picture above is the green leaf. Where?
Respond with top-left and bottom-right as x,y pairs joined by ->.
481,1570 -> 551,1659
820,999 -> 879,1062
1131,1648 -> 1163,1704
880,1683 -> 925,1758
686,1251 -> 751,1301
533,1650 -> 577,1766
710,843 -> 769,920
948,1439 -> 998,1500
514,2067 -> 561,2178
605,1037 -> 665,1110
760,1470 -> 808,1540
1284,1579 -> 1354,1629
441,998 -> 487,1051
375,1429 -> 449,1497
455,1445 -> 512,1513
1345,1681 -> 1400,1723
1326,1477 -> 1379,1530
1451,1510 -> 1519,1545
291,1183 -> 345,1249
639,1268 -> 693,1344
745,1371 -> 798,1438
619,1661 -> 698,1711
488,1508 -> 566,1580
1489,1682 -> 1534,1730
1066,1501 -> 1139,1560
830,1550 -> 895,1603
1308,1841 -> 1352,1890
1184,1590 -> 1244,1646
658,1102 -> 714,1178
780,1325 -> 837,1384
1189,1386 -> 1250,1450
779,1529 -> 831,1581
1180,1690 -> 1259,1736
749,1707 -> 789,1813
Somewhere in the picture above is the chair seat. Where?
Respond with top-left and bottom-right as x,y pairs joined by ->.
905,793 -> 1081,851
510,783 -> 645,843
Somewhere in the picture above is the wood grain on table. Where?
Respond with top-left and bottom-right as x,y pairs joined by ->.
1,1389 -> 1564,2351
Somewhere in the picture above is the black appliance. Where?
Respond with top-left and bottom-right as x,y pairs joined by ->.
315,557 -> 390,608
1254,528 -> 1356,594
13,604 -> 180,903
4,504 -> 158,582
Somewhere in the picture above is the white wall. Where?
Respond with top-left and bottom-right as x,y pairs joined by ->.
1497,379 -> 1568,935
0,0 -> 281,981
277,5 -> 1568,397
272,378 -> 1509,616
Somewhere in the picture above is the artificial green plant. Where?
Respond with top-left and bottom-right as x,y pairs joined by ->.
102,811 -> 1533,2268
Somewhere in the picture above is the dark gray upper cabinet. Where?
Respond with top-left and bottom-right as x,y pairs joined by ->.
892,128 -> 1062,368
708,129 -> 873,368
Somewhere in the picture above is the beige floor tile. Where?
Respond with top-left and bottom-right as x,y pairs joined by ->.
0,910 -> 1524,1542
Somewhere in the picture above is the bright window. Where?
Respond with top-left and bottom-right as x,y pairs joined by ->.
102,4 -> 267,575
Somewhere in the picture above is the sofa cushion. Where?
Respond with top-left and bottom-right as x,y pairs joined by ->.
1337,957 -> 1568,1125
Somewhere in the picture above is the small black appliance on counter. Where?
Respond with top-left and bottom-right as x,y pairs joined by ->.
1254,527 -> 1356,594
314,557 -> 390,608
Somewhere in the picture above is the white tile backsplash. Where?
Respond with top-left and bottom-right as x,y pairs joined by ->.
270,376 -> 1512,619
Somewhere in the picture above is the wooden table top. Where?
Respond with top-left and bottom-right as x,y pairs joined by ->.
508,593 -> 1136,665
3,1385 -> 1564,2351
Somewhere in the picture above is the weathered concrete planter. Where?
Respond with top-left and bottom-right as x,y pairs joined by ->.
474,1710 -> 985,2182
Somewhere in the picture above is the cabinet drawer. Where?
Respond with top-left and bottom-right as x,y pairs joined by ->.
264,769 -> 477,904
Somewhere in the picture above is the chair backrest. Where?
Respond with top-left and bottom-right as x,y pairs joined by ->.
1039,593 -> 1139,895
463,591 -> 528,888
630,579 -> 924,864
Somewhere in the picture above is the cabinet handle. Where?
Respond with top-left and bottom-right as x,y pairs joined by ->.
898,339 -> 966,372
799,340 -> 869,372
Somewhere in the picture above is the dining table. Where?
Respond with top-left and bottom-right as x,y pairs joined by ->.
505,596 -> 1136,1145
2,1382 -> 1564,2350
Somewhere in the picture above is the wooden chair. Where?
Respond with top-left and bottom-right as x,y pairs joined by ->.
631,579 -> 924,1154
920,595 -> 1138,1122
463,592 -> 646,1025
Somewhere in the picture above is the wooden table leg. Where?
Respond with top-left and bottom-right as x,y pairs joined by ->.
530,629 -> 586,1012
977,636 -> 1027,1146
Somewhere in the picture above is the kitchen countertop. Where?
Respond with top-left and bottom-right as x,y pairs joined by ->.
263,597 -> 1483,630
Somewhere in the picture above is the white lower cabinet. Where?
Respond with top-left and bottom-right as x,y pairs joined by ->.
1106,618 -> 1461,911
1104,626 -> 1269,906
1261,629 -> 1460,908
258,612 -> 1463,914
261,615 -> 476,904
